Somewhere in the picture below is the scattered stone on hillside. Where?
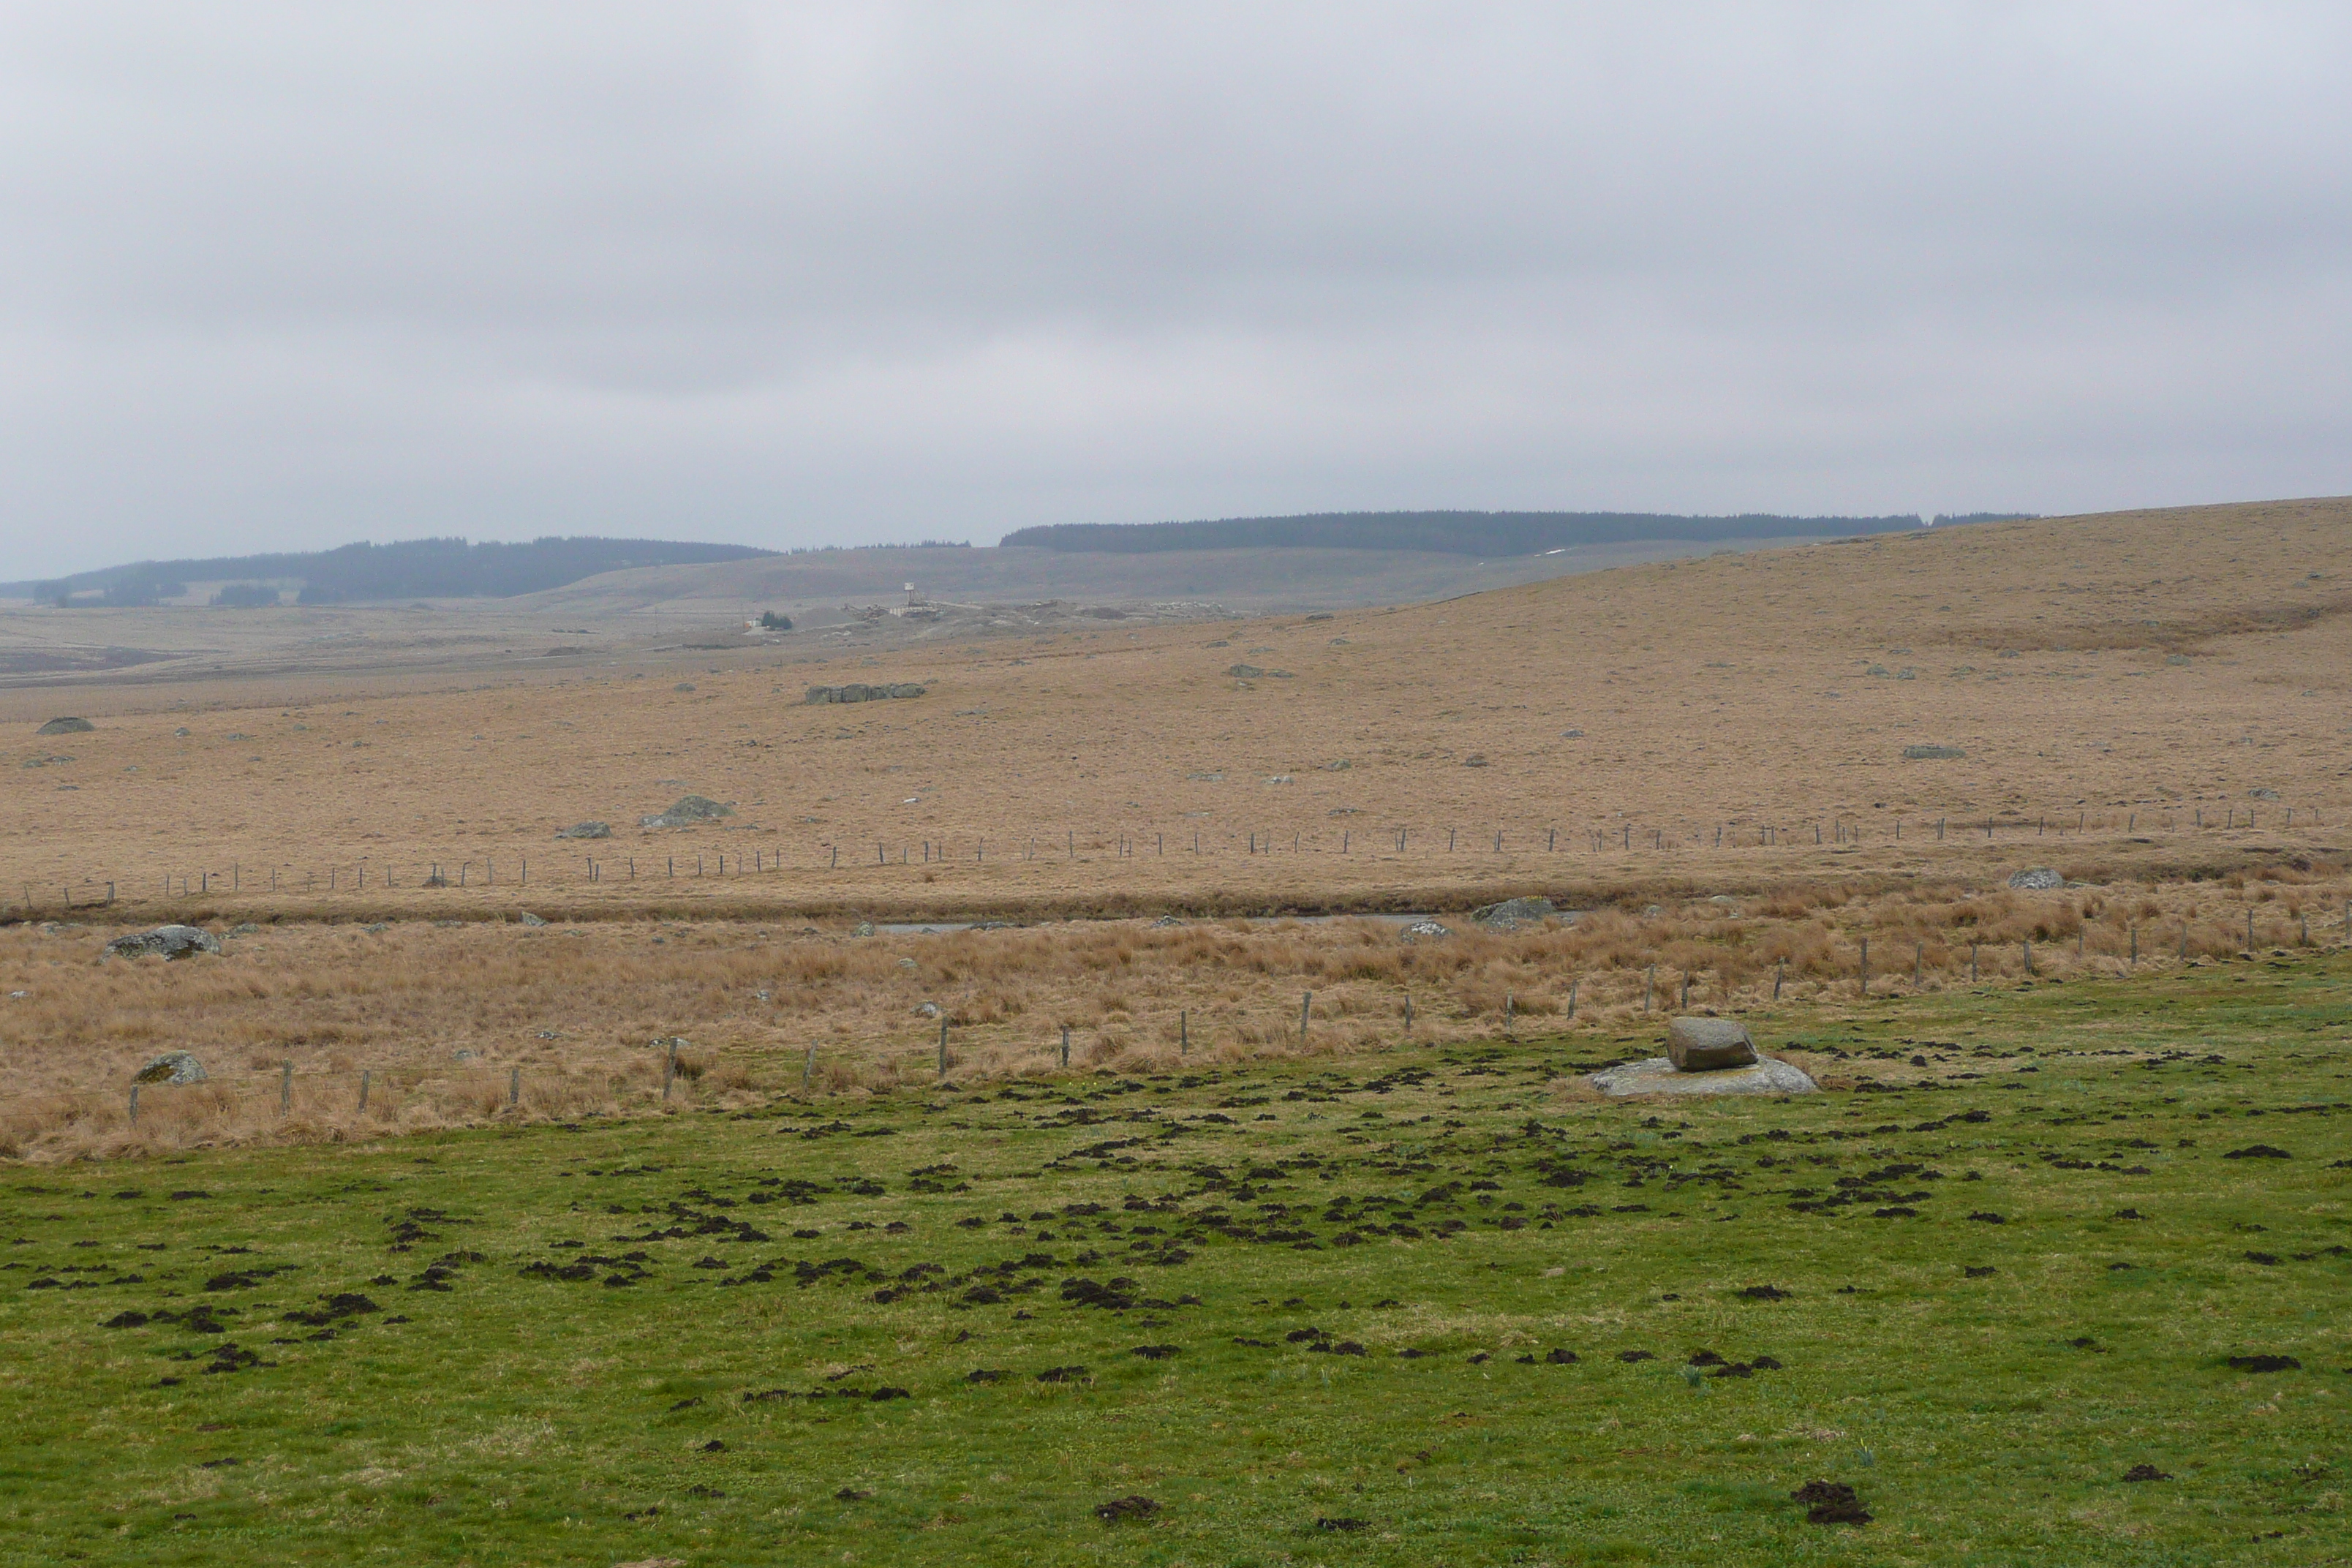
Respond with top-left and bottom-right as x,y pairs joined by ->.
37,717 -> 94,734
104,924 -> 222,960
1561,728 -> 1584,738
2008,867 -> 2064,890
1151,915 -> 1186,928
850,920 -> 875,937
1589,1055 -> 1817,1097
804,682 -> 924,704
1902,745 -> 1965,759
641,795 -> 734,829
1666,1017 -> 1760,1071
674,682 -> 696,692
516,912 -> 549,927
226,922 -> 259,938
1227,663 -> 1264,678
554,821 -> 611,840
21,754 -> 74,768
914,1002 -> 941,1018
2250,788 -> 2280,800
1471,896 -> 1556,930
1324,759 -> 1352,770
1401,919 -> 1451,943
134,1051 -> 207,1085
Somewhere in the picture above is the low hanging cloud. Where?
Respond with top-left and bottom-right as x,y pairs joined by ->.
3,3 -> 2349,576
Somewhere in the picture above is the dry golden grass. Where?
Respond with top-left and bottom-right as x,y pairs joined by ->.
4,497 -> 2349,1161
2,497 -> 2347,928
4,861 -> 2341,1162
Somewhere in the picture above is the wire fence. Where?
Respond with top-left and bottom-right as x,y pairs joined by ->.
3,802 -> 2336,920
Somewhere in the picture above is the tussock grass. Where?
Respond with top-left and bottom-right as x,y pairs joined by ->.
5,870 -> 2343,1163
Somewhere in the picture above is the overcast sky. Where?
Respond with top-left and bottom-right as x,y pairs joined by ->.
4,4 -> 2349,577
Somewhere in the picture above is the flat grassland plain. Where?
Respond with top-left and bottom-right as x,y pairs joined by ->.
0,957 -> 2347,1565
1,498 -> 2348,1150
0,500 -> 2348,1564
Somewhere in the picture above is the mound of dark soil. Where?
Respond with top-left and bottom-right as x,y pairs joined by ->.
1791,1480 -> 1871,1524
1095,1495 -> 1160,1523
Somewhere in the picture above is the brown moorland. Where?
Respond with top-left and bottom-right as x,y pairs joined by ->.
2,497 -> 2348,1159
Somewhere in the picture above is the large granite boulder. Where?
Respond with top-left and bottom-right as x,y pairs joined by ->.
1589,1056 -> 1818,1097
104,925 -> 222,960
37,717 -> 95,735
1666,1017 -> 1759,1071
134,1051 -> 207,1085
2008,867 -> 2063,890
1472,897 -> 1558,930
640,795 -> 734,829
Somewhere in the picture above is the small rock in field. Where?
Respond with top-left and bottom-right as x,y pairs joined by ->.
2008,867 -> 2063,889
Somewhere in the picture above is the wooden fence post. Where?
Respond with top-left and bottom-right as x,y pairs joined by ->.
1970,941 -> 1979,983
1179,1010 -> 1188,1054
279,1060 -> 293,1115
1643,965 -> 1655,1011
663,1039 -> 678,1100
128,1083 -> 140,1126
938,1017 -> 949,1079
1858,938 -> 1869,996
510,1066 -> 520,1108
358,1068 -> 371,1113
1913,941 -> 1923,988
2129,926 -> 2137,964
1300,992 -> 1312,1042
1504,992 -> 1513,1033
1060,1026 -> 1070,1068
802,1044 -> 816,1093
1773,960 -> 1784,1000
1565,979 -> 1578,1021
2023,939 -> 2033,976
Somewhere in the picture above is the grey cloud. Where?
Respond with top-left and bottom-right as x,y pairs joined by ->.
3,3 -> 2350,576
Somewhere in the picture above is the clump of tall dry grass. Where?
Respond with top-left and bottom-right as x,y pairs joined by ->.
1,865 -> 2342,1162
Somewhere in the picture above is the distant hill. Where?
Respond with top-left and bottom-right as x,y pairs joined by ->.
18,536 -> 777,607
1001,510 -> 2035,557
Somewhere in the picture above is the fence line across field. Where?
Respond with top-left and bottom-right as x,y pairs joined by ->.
4,802 -> 2337,920
10,913 -> 2346,1142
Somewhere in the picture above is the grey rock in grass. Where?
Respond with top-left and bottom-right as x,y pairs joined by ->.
640,795 -> 733,828
2008,867 -> 2064,890
1226,663 -> 1264,679
554,821 -> 611,840
516,911 -> 549,927
37,716 -> 94,735
226,922 -> 260,938
1401,919 -> 1452,943
2249,788 -> 2280,801
850,919 -> 875,937
133,1051 -> 207,1085
1471,896 -> 1556,930
1665,1017 -> 1760,1071
804,682 -> 925,704
1589,1056 -> 1818,1097
103,924 -> 221,960
1902,745 -> 1965,760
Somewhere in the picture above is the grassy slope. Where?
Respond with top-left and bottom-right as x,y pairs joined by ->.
1,952 -> 2346,1566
